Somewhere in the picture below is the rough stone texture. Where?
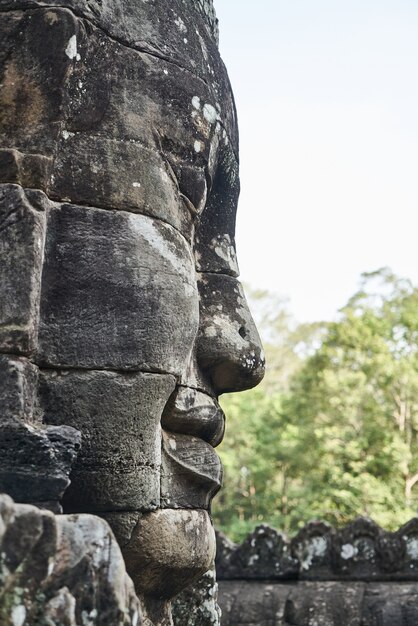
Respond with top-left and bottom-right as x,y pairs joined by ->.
0,494 -> 143,625
39,369 -> 176,512
218,580 -> 418,626
37,204 -> 198,374
111,509 -> 216,625
161,431 -> 223,510
0,423 -> 80,513
0,0 -> 267,622
216,522 -> 418,626
216,518 -> 418,581
0,184 -> 46,355
218,581 -> 365,626
197,274 -> 265,393
0,354 -> 38,424
216,525 -> 298,581
362,583 -> 418,625
0,354 -> 81,513
173,566 -> 221,626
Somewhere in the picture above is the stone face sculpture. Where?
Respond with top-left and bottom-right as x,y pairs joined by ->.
0,0 -> 265,623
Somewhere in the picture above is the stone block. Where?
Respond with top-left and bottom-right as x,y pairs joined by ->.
0,494 -> 142,625
284,582 -> 365,626
0,184 -> 46,355
39,368 -> 176,512
0,8 -> 78,156
37,204 -> 198,375
218,581 -> 290,626
362,583 -> 418,626
0,1 -> 237,151
0,354 -> 38,423
0,422 -> 81,508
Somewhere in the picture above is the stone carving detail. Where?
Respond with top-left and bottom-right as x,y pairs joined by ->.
0,494 -> 142,626
216,521 -> 418,625
216,519 -> 418,581
0,0 -> 264,623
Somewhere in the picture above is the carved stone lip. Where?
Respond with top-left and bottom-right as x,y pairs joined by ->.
162,431 -> 223,491
161,386 -> 225,447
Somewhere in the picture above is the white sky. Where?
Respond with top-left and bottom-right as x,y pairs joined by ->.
214,0 -> 418,322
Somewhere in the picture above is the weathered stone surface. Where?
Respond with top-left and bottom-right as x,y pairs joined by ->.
161,386 -> 225,447
117,509 -> 215,624
161,431 -> 222,510
0,423 -> 80,512
291,521 -> 333,579
0,494 -> 143,625
0,2 -> 233,136
0,1 -> 267,623
284,582 -> 365,626
218,581 -> 418,626
0,355 -> 38,424
37,204 -> 198,374
216,525 -> 298,581
194,146 -> 240,277
197,273 -> 265,393
217,518 -> 418,584
0,9 -> 77,158
218,581 -> 290,626
0,5 -> 236,239
39,369 -> 176,512
173,566 -> 221,626
0,184 -> 46,354
362,583 -> 418,625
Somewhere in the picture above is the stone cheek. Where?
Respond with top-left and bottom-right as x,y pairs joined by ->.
37,204 -> 199,376
39,369 -> 176,512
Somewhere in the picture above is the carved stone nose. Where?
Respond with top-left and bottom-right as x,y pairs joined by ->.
196,273 -> 265,394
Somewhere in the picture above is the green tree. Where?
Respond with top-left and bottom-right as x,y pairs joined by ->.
213,269 -> 418,540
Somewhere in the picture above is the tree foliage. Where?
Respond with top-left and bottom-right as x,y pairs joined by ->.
213,269 -> 418,540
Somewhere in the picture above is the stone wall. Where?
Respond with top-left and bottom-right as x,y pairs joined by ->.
215,520 -> 418,625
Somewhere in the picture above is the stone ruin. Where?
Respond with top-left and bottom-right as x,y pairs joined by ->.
216,520 -> 418,625
2,0 -> 418,625
0,0 -> 265,624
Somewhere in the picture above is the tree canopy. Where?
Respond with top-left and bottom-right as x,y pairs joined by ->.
213,269 -> 418,540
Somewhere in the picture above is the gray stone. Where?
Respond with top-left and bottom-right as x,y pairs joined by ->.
0,1 -> 267,622
161,431 -> 222,510
0,184 -> 46,355
37,204 -> 198,375
161,386 -> 225,447
0,6 -> 236,238
39,369 -> 176,512
118,509 -> 215,624
291,521 -> 333,580
218,581 -> 290,626
0,354 -> 38,424
0,423 -> 81,511
216,525 -> 298,581
362,583 -> 418,625
197,273 -> 265,392
284,582 -> 365,626
173,566 -> 221,626
0,494 -> 143,625
194,146 -> 240,277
